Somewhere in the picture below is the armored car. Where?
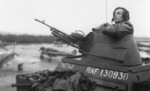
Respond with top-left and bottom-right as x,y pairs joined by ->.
12,19 -> 150,91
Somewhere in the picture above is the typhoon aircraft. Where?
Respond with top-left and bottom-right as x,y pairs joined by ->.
39,46 -> 77,61
0,42 -> 19,69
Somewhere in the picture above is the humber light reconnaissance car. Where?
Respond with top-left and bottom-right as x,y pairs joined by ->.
12,19 -> 150,91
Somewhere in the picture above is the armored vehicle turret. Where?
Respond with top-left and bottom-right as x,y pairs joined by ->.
12,19 -> 150,91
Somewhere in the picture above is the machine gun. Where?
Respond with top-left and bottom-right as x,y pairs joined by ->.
35,19 -> 80,49
35,19 -> 112,58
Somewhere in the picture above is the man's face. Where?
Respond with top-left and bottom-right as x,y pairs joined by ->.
113,9 -> 124,23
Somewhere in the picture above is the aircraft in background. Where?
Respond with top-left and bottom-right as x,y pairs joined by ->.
0,42 -> 19,69
137,42 -> 150,54
0,40 -> 8,50
0,40 -> 17,50
0,52 -> 18,68
137,42 -> 150,48
39,47 -> 77,61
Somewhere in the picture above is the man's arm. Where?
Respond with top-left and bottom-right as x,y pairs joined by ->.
92,24 -> 107,33
102,22 -> 134,39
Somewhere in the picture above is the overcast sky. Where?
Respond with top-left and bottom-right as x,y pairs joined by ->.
0,0 -> 150,37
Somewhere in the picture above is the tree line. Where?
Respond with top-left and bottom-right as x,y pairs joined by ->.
0,34 -> 56,44
1,33 -> 150,44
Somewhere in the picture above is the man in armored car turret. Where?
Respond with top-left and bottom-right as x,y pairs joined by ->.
71,7 -> 142,66
93,7 -> 133,39
90,7 -> 142,66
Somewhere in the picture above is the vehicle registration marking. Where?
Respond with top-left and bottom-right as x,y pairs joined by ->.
85,67 -> 129,81
60,63 -> 75,70
59,63 -> 129,81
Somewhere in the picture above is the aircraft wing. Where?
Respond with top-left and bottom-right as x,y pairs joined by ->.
0,52 -> 16,68
137,42 -> 150,48
46,51 -> 74,57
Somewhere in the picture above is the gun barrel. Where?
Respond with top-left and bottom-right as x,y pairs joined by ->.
35,19 -> 52,29
35,18 -> 68,36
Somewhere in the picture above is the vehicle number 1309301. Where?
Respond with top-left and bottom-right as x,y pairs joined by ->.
99,69 -> 129,81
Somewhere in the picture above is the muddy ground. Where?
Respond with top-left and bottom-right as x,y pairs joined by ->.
0,44 -> 75,91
